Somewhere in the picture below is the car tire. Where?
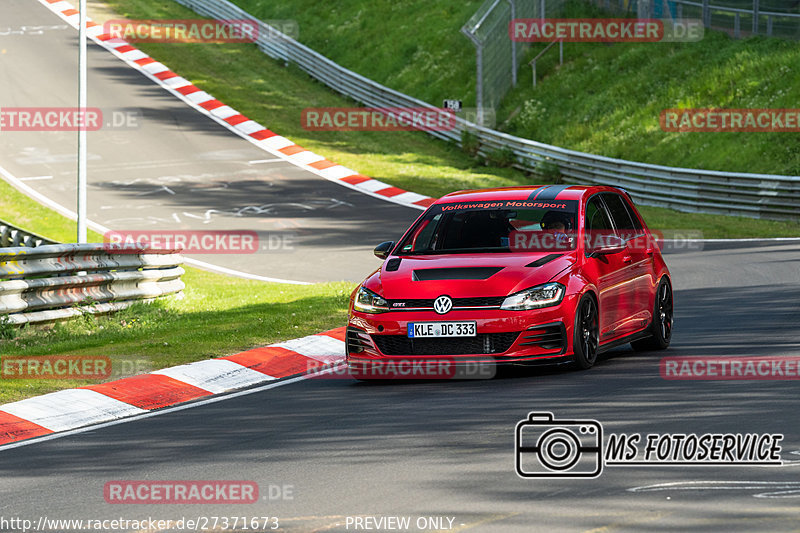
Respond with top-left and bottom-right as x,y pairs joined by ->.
573,293 -> 599,369
631,277 -> 673,352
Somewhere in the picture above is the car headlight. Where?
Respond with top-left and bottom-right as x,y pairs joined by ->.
500,282 -> 565,310
353,287 -> 389,313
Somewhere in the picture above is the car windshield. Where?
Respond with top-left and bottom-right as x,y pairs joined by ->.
397,200 -> 579,254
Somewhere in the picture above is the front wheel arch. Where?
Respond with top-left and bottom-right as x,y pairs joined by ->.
572,291 -> 600,370
631,276 -> 673,352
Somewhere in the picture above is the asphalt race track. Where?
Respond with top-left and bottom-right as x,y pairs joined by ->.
0,0 -> 419,282
1,243 -> 799,530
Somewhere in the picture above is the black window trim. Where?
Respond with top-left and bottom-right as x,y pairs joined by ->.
595,192 -> 645,243
583,193 -> 616,257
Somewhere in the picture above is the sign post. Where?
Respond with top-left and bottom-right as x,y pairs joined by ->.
77,0 -> 88,243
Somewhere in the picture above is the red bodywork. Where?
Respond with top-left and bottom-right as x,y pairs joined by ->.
346,185 -> 671,369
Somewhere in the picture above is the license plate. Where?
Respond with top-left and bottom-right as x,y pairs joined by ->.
407,321 -> 477,338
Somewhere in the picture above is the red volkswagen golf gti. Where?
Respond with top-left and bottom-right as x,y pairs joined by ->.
346,185 -> 673,375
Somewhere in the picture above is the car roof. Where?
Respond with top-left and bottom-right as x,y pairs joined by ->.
435,185 -> 624,204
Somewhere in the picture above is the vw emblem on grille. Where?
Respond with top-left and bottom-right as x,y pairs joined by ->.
433,295 -> 453,315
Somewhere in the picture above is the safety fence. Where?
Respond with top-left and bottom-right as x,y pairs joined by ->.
172,0 -> 800,220
0,243 -> 184,325
461,0 -> 567,126
672,0 -> 800,39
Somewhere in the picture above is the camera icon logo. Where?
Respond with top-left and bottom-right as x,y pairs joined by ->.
515,412 -> 603,478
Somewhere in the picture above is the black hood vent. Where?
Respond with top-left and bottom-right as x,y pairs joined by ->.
526,254 -> 561,268
412,267 -> 503,281
385,258 -> 401,271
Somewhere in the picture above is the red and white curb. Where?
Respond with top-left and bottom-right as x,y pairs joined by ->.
36,0 -> 435,211
0,327 -> 346,446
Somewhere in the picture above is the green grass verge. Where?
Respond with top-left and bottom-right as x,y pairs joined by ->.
0,265 -> 353,404
500,2 -> 800,176
223,0 -> 800,178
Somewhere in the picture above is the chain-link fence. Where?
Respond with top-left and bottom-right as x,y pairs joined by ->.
461,0 -> 566,126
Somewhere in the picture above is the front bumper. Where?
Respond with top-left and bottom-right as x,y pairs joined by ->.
346,302 -> 575,366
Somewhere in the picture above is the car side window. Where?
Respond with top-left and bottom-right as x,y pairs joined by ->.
402,213 -> 441,252
585,196 -> 613,233
621,196 -> 644,233
602,193 -> 644,240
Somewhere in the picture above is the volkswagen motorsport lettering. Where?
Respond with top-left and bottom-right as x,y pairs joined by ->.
440,201 -> 570,211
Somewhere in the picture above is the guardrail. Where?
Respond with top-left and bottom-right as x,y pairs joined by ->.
0,218 -> 57,248
0,243 -> 184,325
173,0 -> 800,221
672,0 -> 800,39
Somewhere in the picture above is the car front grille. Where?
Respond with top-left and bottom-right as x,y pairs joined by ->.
372,332 -> 520,356
387,296 -> 505,310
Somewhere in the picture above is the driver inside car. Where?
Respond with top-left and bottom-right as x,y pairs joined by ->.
540,210 -> 574,250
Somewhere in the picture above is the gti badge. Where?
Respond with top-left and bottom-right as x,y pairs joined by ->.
433,295 -> 453,315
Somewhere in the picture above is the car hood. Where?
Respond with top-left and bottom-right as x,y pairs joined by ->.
363,252 -> 576,299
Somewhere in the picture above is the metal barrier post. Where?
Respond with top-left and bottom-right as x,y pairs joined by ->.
461,28 -> 484,126
508,0 -> 517,87
753,0 -> 759,34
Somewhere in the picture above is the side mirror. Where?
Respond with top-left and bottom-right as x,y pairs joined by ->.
591,234 -> 626,256
373,241 -> 395,260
